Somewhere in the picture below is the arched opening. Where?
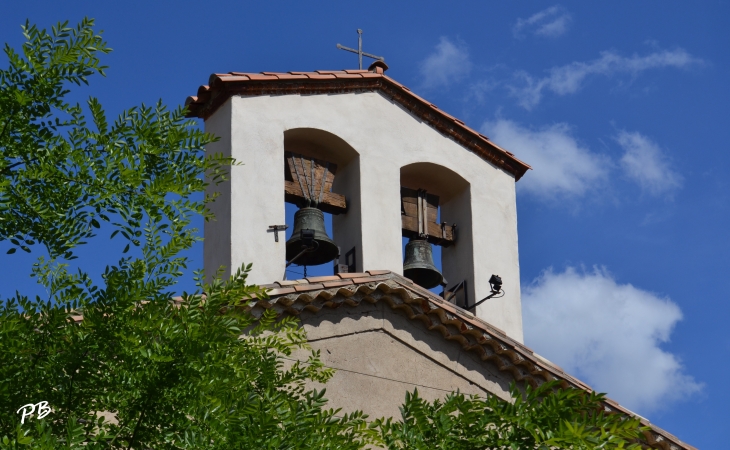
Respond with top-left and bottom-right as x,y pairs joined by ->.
283,128 -> 361,279
400,162 -> 473,302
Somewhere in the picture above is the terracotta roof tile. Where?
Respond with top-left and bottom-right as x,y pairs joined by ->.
366,269 -> 391,275
352,275 -> 390,284
184,68 -> 531,180
245,74 -> 280,81
305,275 -> 341,283
330,73 -> 366,79
221,76 -> 251,82
276,280 -> 302,287
438,111 -> 457,121
304,73 -> 337,80
321,279 -> 355,288
294,283 -> 324,292
337,272 -> 369,279
266,287 -> 296,296
270,73 -> 309,80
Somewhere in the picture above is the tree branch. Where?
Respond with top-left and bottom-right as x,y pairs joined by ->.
0,158 -> 37,175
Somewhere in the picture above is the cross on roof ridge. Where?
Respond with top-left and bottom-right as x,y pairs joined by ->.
337,29 -> 384,70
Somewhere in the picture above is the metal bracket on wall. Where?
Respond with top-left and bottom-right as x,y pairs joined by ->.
442,279 -> 468,307
345,247 -> 357,273
268,225 -> 289,242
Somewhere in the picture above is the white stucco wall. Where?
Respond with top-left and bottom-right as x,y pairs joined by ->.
204,92 -> 524,342
203,100 -> 232,282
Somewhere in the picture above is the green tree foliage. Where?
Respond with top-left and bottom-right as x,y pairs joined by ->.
0,18 -> 649,450
375,381 -> 647,449
0,19 -> 371,449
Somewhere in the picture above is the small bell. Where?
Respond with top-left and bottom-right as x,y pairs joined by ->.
286,207 -> 339,266
403,238 -> 443,289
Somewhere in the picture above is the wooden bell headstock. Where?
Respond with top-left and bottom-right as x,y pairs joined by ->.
401,187 -> 456,247
284,151 -> 347,214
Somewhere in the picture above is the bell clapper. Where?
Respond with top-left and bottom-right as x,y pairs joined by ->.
286,239 -> 320,268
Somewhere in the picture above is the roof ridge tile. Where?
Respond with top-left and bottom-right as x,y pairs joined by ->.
366,270 -> 392,276
266,287 -> 296,296
322,279 -> 355,288
304,275 -> 340,283
337,272 -> 369,279
294,283 -> 323,292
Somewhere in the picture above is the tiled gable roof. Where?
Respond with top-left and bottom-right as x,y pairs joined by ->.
184,63 -> 531,181
252,270 -> 694,450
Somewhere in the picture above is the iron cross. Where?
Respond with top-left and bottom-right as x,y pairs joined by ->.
337,29 -> 384,70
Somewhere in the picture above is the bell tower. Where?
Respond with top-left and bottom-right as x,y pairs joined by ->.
186,62 -> 531,342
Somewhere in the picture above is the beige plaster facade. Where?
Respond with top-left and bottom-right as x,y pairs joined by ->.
292,301 -> 515,419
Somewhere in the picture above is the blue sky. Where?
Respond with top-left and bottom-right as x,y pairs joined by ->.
2,1 -> 728,447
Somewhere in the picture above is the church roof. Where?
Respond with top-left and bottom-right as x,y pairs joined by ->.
184,63 -> 531,181
253,270 -> 694,450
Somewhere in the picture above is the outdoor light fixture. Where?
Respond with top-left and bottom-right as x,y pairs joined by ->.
467,274 -> 505,311
489,274 -> 502,293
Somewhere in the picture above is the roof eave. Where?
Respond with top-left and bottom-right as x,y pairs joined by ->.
184,72 -> 531,181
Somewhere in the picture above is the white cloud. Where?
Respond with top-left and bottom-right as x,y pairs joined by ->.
510,49 -> 702,109
513,5 -> 572,39
482,119 -> 608,200
523,267 -> 702,415
616,131 -> 683,197
419,37 -> 472,89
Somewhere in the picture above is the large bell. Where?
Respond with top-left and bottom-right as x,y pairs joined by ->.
403,238 -> 443,289
286,207 -> 339,266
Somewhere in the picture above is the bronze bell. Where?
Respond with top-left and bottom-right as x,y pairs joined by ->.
286,207 -> 339,266
403,238 -> 443,289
